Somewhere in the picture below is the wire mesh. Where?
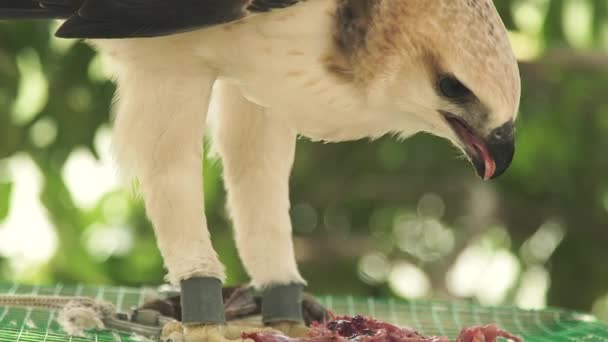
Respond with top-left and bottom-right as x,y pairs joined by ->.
1,283 -> 607,341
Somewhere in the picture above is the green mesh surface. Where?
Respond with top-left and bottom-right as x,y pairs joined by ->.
1,283 -> 608,341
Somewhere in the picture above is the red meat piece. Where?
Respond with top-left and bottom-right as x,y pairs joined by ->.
243,315 -> 522,342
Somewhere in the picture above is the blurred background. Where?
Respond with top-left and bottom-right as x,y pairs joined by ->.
0,0 -> 607,322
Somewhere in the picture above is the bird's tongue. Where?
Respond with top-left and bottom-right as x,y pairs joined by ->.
455,124 -> 496,180
471,140 -> 496,180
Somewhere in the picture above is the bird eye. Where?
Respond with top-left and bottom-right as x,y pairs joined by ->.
438,76 -> 471,99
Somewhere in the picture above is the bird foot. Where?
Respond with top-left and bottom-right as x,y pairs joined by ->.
266,321 -> 309,337
161,320 -> 282,342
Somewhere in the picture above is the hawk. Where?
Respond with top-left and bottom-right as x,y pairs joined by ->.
1,0 -> 520,340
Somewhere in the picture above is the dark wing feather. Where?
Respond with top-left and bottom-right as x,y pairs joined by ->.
0,0 -> 302,39
56,0 -> 248,38
247,0 -> 299,12
0,0 -> 76,19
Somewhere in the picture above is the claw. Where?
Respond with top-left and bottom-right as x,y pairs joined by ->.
266,321 -> 309,337
301,294 -> 329,325
162,321 -> 281,342
161,320 -> 185,342
142,285 -> 329,327
164,331 -> 185,342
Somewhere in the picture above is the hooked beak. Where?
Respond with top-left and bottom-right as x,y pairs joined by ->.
441,112 -> 515,180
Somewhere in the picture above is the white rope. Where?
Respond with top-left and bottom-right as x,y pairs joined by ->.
0,294 -> 116,336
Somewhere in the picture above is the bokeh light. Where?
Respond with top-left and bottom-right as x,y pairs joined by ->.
446,233 -> 520,305
520,220 -> 566,265
358,252 -> 390,285
0,154 -> 57,275
84,223 -> 134,261
515,266 -> 550,309
291,203 -> 318,234
61,127 -> 120,209
389,262 -> 431,299
29,118 -> 58,148
11,48 -> 48,126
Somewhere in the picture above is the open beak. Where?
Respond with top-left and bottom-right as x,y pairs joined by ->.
441,112 -> 515,180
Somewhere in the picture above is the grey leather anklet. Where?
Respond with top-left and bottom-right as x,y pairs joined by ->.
261,283 -> 304,324
180,277 -> 225,324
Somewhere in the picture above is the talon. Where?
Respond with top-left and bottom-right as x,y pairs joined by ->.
266,321 -> 309,337
139,284 -> 329,327
165,331 -> 185,342
302,293 -> 329,325
161,320 -> 185,342
162,323 -> 279,342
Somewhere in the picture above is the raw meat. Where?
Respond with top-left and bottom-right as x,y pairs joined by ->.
243,315 -> 522,342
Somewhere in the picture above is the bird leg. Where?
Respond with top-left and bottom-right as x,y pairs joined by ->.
180,278 -> 226,325
161,321 -> 282,342
161,284 -> 285,342
212,81 -> 306,333
262,284 -> 309,337
101,40 -> 244,342
139,285 -> 329,326
171,279 -> 281,341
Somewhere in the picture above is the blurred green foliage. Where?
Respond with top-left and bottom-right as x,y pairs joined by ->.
0,0 -> 608,321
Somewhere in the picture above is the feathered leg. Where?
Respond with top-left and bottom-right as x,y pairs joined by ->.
212,81 -> 307,335
111,59 -> 224,287
105,41 -> 240,340
102,40 -> 283,341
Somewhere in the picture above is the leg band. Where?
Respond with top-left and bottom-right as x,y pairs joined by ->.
261,283 -> 304,324
180,277 -> 226,324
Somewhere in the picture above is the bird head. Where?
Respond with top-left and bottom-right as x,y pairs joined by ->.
331,0 -> 520,180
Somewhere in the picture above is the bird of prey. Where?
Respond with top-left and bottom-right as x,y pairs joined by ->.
1,0 -> 520,340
